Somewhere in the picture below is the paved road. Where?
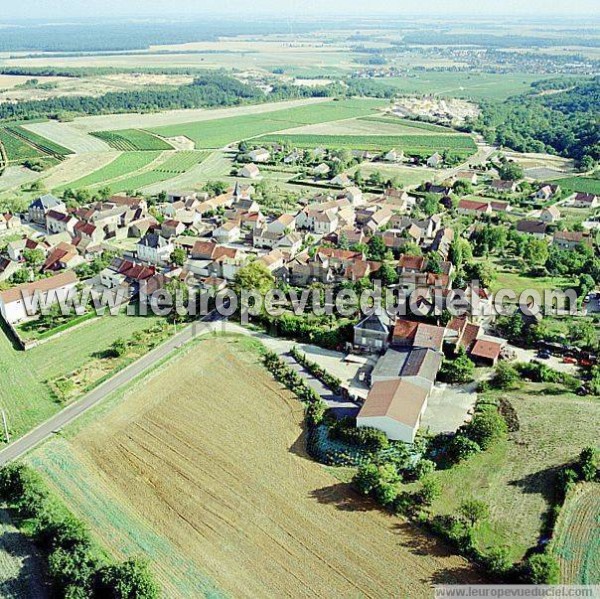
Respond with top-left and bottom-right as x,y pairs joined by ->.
0,314 -> 224,466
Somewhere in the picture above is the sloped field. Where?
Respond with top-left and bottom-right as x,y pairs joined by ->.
29,337 -> 482,598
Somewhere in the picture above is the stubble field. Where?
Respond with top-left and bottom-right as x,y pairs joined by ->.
29,336 -> 482,598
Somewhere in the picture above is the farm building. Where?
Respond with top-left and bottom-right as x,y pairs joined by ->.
515,220 -> 548,238
540,205 -> 561,223
0,270 -> 78,325
552,230 -> 592,250
469,339 -> 504,366
426,153 -> 443,168
247,148 -> 270,163
357,378 -> 429,443
239,163 -> 261,179
137,233 -> 174,265
457,199 -> 492,217
330,173 -> 353,187
570,192 -> 599,209
370,347 -> 442,389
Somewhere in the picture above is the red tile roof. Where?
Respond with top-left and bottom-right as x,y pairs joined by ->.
470,339 -> 503,361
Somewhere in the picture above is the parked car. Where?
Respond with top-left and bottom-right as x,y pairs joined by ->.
563,356 -> 578,364
538,349 -> 551,360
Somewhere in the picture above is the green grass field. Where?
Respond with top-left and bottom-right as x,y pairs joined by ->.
149,99 -> 388,148
380,72 -> 543,100
0,312 -> 164,441
90,129 -> 174,151
556,174 -> 600,195
256,133 -> 477,155
6,126 -> 73,156
102,150 -> 209,193
429,386 -> 600,562
348,162 -> 436,187
56,151 -> 162,191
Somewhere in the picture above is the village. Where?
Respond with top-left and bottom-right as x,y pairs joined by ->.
0,140 -> 598,446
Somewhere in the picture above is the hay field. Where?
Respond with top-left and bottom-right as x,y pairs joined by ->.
149,99 -> 388,149
30,336 -> 482,598
430,387 -> 600,562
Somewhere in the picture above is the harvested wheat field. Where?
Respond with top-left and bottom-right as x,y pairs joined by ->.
29,336 -> 482,598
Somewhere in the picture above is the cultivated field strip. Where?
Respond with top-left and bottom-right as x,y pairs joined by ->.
30,338 -> 482,598
103,150 -> 209,193
55,151 -> 162,191
90,129 -> 174,151
553,483 -> 600,584
555,174 -> 600,195
6,126 -> 73,156
256,133 -> 477,154
0,128 -> 45,163
63,97 -> 333,133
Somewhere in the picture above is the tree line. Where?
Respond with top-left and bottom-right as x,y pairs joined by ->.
469,77 -> 600,168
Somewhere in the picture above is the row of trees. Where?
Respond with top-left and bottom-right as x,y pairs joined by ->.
0,463 -> 159,598
0,71 -> 332,122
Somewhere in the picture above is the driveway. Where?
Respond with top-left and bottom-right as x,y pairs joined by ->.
421,381 -> 478,434
507,344 -> 579,375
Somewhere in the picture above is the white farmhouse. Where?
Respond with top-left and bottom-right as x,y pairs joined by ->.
426,152 -> 443,168
0,270 -> 78,325
247,148 -> 270,163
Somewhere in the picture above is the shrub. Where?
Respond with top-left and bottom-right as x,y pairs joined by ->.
329,419 -> 389,452
484,545 -> 513,577
461,409 -> 507,450
447,435 -> 481,464
352,462 -> 401,507
413,459 -> 436,480
459,499 -> 489,528
576,446 -> 599,482
47,544 -> 100,595
353,463 -> 382,496
419,477 -> 442,506
490,362 -> 521,390
438,349 -> 475,384
305,400 -> 327,426
96,558 -> 160,599
522,553 -> 560,584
